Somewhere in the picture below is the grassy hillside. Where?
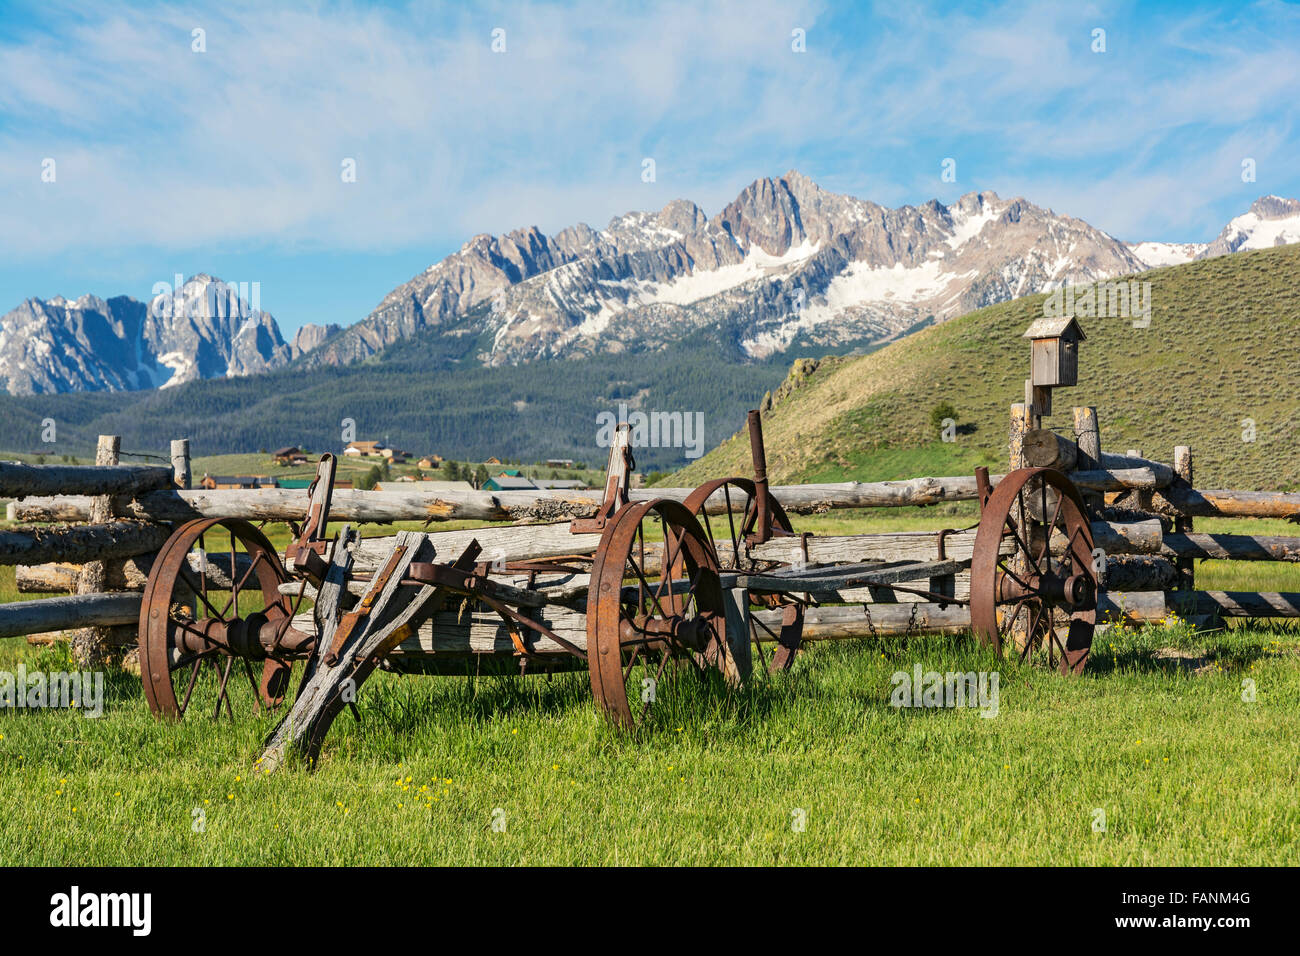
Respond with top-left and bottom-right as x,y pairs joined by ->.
673,243 -> 1300,491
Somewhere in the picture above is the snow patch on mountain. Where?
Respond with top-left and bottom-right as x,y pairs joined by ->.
1128,241 -> 1207,268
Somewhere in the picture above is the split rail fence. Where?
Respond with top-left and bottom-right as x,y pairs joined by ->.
2,415 -> 1298,661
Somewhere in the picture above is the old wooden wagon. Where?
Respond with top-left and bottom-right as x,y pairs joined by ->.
136,411 -> 1100,770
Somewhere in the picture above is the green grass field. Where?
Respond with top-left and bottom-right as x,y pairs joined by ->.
1,512 -> 1297,866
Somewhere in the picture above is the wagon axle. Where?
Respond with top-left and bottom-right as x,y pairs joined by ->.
164,611 -> 316,662
617,611 -> 719,654
995,565 -> 1096,612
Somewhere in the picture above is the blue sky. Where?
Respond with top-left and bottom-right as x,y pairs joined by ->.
1,0 -> 1297,336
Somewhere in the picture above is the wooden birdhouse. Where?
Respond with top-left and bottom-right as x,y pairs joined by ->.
1023,316 -> 1085,388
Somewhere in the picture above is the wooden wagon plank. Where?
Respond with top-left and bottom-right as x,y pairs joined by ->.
729,559 -> 968,593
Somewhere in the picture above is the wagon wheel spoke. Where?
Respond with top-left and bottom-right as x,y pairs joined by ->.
176,564 -> 228,622
1020,602 -> 1045,663
212,657 -> 236,720
178,659 -> 203,715
722,485 -> 740,569
241,658 -> 264,713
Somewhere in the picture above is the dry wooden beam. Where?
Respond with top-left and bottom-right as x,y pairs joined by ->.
1024,429 -> 1176,482
1162,532 -> 1300,562
1172,445 -> 1194,591
1072,406 -> 1103,513
1010,403 -> 1031,469
7,496 -> 92,522
15,562 -> 83,593
289,599 -> 981,657
0,461 -> 172,498
1102,556 -> 1179,592
10,468 -> 1170,525
1152,486 -> 1300,520
1187,591 -> 1300,618
16,552 -> 258,593
75,434 -> 122,665
778,602 -> 973,639
0,521 -> 172,566
1032,519 -> 1165,557
353,522 -> 603,569
0,592 -> 141,640
1022,428 -> 1078,471
289,587 -> 1190,658
750,529 -> 987,565
171,438 -> 191,490
1096,591 -> 1173,625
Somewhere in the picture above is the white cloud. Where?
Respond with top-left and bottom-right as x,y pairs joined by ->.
0,0 -> 1297,264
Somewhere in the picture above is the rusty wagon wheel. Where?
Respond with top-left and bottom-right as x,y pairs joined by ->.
682,477 -> 804,673
140,517 -> 315,719
681,478 -> 793,571
587,499 -> 728,730
970,468 -> 1098,675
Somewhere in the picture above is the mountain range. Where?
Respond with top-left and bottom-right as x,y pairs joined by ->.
3,174 -> 1299,397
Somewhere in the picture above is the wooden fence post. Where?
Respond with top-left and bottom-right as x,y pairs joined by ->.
1173,445 -> 1194,591
1073,406 -> 1103,514
1009,403 -> 1029,470
171,438 -> 191,490
72,435 -> 120,664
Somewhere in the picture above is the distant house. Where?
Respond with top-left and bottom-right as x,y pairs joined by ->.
200,474 -> 278,490
344,440 -> 383,458
484,457 -> 503,465
532,479 -> 588,490
545,458 -> 575,469
497,468 -> 523,478
273,446 -> 308,465
482,475 -> 538,492
417,457 -> 440,469
340,441 -> 409,461
375,480 -> 475,493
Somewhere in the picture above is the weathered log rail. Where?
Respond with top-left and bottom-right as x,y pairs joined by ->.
2,416 -> 1298,650
5,467 -> 1173,525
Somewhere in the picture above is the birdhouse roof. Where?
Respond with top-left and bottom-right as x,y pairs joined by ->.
1023,316 -> 1086,341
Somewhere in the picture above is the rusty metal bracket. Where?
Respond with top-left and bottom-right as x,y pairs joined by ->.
936,528 -> 956,561
323,543 -> 408,666
975,466 -> 994,512
748,409 -> 773,546
571,424 -> 633,534
285,454 -> 337,586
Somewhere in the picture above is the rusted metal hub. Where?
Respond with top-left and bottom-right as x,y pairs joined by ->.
618,613 -> 715,653
171,612 -> 315,661
996,567 -> 1096,612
